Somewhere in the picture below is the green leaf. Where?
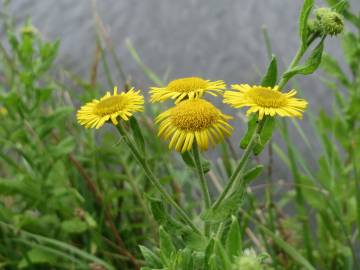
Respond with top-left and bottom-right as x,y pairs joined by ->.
181,228 -> 208,251
50,137 -> 75,158
331,0 -> 348,13
214,239 -> 232,270
226,216 -> 242,258
7,31 -> 19,50
220,142 -> 233,177
321,54 -> 349,85
139,245 -> 162,268
204,239 -> 215,268
18,34 -> 34,68
159,226 -> 176,260
253,117 -> 276,155
301,176 -> 326,210
148,197 -> 184,233
202,188 -> 246,223
181,151 -> 211,173
299,0 -> 314,46
341,33 -> 360,74
18,247 -> 57,268
178,248 -> 193,270
261,55 -> 278,87
283,39 -> 324,80
243,165 -> 264,183
61,218 -> 87,234
129,117 -> 145,154
3,223 -> 115,269
36,40 -> 60,74
240,115 -> 257,149
181,151 -> 195,167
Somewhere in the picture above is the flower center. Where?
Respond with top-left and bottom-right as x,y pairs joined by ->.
170,99 -> 220,131
246,88 -> 286,108
167,77 -> 207,93
94,95 -> 128,116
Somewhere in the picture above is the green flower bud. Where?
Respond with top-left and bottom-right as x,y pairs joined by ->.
20,25 -> 39,37
314,7 -> 344,36
233,249 -> 264,270
308,19 -> 320,34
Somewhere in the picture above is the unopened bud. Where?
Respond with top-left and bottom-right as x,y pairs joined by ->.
313,7 -> 344,36
20,25 -> 39,37
233,249 -> 264,270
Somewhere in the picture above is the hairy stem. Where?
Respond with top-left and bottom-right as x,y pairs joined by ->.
116,123 -> 201,235
213,119 -> 266,209
192,142 -> 211,236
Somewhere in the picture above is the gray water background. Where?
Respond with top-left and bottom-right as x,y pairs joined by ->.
1,0 -> 359,185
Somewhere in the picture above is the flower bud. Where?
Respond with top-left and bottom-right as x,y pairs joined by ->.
20,24 -> 39,37
312,7 -> 344,36
233,249 -> 264,270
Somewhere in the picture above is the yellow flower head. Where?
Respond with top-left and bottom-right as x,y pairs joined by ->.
224,84 -> 308,120
150,77 -> 226,104
156,99 -> 233,152
77,87 -> 144,129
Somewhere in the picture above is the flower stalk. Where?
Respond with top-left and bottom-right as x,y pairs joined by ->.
213,119 -> 266,209
192,142 -> 211,236
115,123 -> 201,235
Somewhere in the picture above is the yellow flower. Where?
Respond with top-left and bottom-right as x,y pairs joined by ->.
224,84 -> 308,120
150,77 -> 226,104
156,99 -> 233,152
77,87 -> 144,129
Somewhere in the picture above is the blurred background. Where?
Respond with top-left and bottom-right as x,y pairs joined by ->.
5,0 -> 359,97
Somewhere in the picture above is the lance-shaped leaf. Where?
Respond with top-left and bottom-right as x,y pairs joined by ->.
129,117 -> 145,154
225,216 -> 242,258
181,151 -> 211,173
283,39 -> 325,81
253,118 -> 276,155
299,0 -> 314,47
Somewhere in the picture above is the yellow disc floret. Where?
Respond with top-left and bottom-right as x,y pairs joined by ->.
156,99 -> 233,152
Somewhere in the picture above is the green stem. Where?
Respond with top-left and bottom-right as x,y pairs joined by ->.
192,142 -> 211,236
278,47 -> 305,90
213,119 -> 266,209
120,157 -> 158,240
115,123 -> 201,235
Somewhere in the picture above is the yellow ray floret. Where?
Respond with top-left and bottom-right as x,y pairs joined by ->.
77,87 -> 144,129
156,99 -> 233,153
150,77 -> 226,104
223,84 -> 308,120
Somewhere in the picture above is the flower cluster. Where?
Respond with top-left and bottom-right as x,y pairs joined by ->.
77,77 -> 307,152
